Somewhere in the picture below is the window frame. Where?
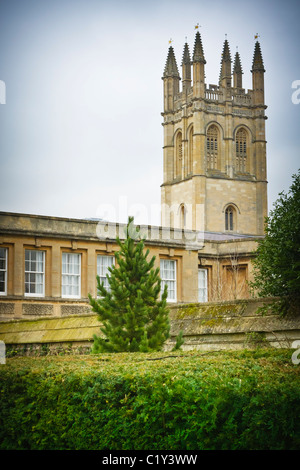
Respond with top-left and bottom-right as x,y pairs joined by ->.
198,268 -> 208,303
225,205 -> 235,231
24,249 -> 45,298
175,131 -> 183,179
61,252 -> 81,299
187,126 -> 193,175
97,254 -> 115,294
0,247 -> 8,296
235,128 -> 247,173
206,125 -> 219,170
160,259 -> 177,303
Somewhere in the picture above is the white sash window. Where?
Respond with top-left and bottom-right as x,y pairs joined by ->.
25,250 -> 45,297
160,259 -> 177,302
97,255 -> 114,292
62,252 -> 81,298
0,248 -> 7,295
198,268 -> 208,302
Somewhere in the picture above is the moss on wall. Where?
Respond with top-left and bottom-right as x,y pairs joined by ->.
170,300 -> 247,320
0,299 -> 299,353
0,314 -> 101,345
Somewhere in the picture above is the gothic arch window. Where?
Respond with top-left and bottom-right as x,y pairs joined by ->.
225,205 -> 236,231
175,131 -> 182,179
187,126 -> 193,175
206,125 -> 219,170
235,128 -> 248,173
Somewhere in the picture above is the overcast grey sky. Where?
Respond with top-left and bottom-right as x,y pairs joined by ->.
0,0 -> 299,226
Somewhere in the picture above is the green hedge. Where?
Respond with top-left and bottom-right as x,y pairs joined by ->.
0,350 -> 299,450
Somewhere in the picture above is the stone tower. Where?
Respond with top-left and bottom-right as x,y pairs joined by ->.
161,32 -> 267,236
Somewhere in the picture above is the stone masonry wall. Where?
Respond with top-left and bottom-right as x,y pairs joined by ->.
0,298 -> 299,355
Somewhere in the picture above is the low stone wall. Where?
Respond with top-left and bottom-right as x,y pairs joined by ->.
0,299 -> 299,355
0,314 -> 99,355
166,299 -> 300,351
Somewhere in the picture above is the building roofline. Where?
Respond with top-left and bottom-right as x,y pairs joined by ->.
0,211 -> 264,247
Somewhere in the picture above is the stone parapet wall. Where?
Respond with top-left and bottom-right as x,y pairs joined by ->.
166,299 -> 300,351
0,299 -> 299,354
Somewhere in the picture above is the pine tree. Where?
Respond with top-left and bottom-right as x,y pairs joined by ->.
88,216 -> 170,352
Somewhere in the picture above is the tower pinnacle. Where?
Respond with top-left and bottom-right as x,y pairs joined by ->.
251,41 -> 265,105
233,51 -> 243,74
219,39 -> 232,88
192,31 -> 206,98
182,42 -> 191,65
181,42 -> 192,94
162,45 -> 180,112
163,46 -> 180,78
233,51 -> 243,88
193,31 -> 206,63
251,41 -> 265,72
221,38 -> 231,62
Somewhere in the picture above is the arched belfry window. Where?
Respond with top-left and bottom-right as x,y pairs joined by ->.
225,206 -> 234,231
206,125 -> 219,170
235,128 -> 247,172
225,205 -> 236,231
175,131 -> 182,179
224,203 -> 239,232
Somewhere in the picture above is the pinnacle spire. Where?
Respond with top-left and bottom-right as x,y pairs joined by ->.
233,51 -> 243,74
181,42 -> 191,66
233,50 -> 243,88
192,31 -> 206,63
219,39 -> 232,86
221,39 -> 232,63
163,46 -> 180,78
251,41 -> 265,72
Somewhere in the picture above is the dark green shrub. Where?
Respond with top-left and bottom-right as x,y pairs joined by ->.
0,350 -> 299,450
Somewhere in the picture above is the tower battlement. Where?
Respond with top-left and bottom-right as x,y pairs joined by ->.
162,33 -> 266,119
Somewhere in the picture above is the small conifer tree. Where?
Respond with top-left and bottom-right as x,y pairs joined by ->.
88,216 -> 170,352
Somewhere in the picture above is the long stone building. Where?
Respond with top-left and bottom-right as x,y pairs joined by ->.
0,31 -> 267,321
